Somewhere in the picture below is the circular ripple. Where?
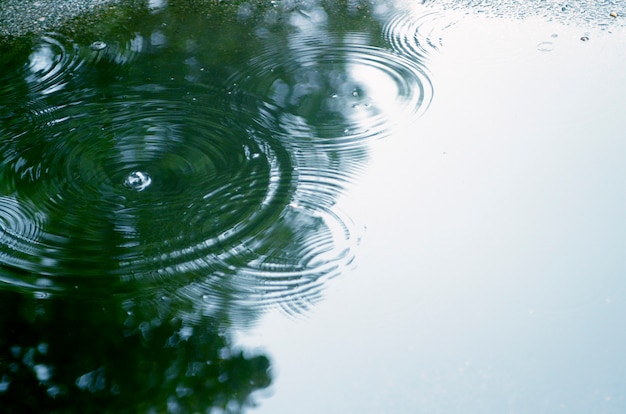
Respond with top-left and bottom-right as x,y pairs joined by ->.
383,10 -> 457,58
24,34 -> 84,97
228,33 -> 433,145
0,86 -> 361,313
0,197 -> 46,279
1,35 -> 365,315
173,200 -> 362,319
1,33 -> 141,136
0,95 -> 292,281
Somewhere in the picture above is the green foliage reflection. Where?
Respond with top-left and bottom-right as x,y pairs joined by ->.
0,290 -> 271,413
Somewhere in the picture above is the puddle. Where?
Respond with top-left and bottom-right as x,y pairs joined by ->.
0,6 -> 384,315
1,0 -> 626,412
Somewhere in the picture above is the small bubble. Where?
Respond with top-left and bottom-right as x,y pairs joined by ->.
124,171 -> 152,191
537,41 -> 554,52
90,41 -> 107,51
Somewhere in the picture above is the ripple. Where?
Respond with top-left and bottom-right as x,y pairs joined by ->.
0,84 -> 361,314
0,197 -> 45,278
384,7 -> 541,67
124,171 -> 152,191
1,33 -> 142,134
24,34 -> 84,96
383,10 -> 457,58
1,94 -> 290,278
179,202 -> 361,317
228,32 -> 433,145
1,32 -> 366,317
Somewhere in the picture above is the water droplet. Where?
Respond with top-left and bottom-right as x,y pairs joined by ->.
90,41 -> 107,51
537,41 -> 554,52
124,171 -> 152,191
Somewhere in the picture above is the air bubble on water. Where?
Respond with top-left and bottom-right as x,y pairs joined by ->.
90,41 -> 107,51
537,41 -> 554,52
124,171 -> 152,191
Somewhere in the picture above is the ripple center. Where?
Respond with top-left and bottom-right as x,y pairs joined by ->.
124,171 -> 152,191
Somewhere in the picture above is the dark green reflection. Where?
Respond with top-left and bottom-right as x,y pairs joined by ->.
0,1 -> 432,409
0,290 -> 271,413
0,0 -> 407,311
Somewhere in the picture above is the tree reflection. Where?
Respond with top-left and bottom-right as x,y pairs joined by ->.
0,1 -> 405,411
0,290 -> 271,413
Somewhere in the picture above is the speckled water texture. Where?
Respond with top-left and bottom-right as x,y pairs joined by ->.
421,0 -> 623,28
0,0 -> 624,44
0,0 -> 133,42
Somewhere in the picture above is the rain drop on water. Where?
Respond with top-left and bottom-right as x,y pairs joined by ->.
124,171 -> 152,191
537,41 -> 554,52
90,41 -> 107,51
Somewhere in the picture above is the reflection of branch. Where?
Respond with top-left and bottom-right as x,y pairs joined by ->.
0,290 -> 272,412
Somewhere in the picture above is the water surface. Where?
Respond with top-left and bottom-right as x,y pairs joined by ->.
1,0 -> 626,412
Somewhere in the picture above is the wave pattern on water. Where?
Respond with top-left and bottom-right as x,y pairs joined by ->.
0,31 -> 375,317
383,10 -> 457,58
228,32 -> 433,146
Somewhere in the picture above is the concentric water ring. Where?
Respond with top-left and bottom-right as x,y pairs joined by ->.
1,93 -> 292,281
383,10 -> 457,58
228,32 -> 433,145
2,33 -> 141,137
1,31 -> 366,316
0,197 -> 46,278
385,7 -> 539,67
177,201 -> 362,317
0,83 -> 362,311
24,34 -> 84,97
